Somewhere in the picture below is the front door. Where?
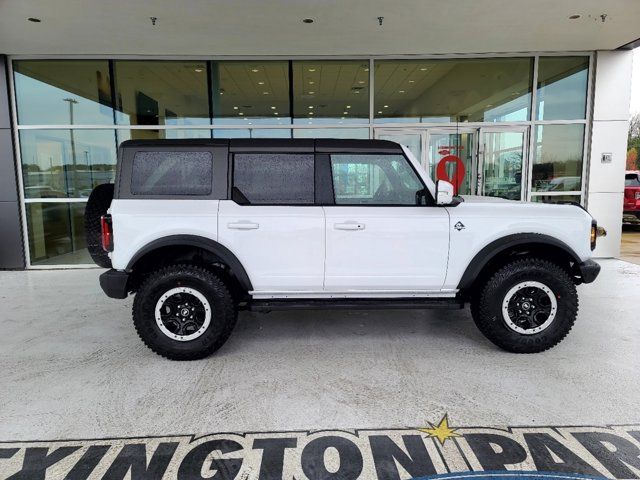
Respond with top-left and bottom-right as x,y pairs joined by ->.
323,151 -> 450,293
478,128 -> 528,200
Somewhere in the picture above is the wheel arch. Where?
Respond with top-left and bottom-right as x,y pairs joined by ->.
457,233 -> 582,295
126,235 -> 253,293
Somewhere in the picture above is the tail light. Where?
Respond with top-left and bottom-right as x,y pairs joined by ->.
101,214 -> 113,252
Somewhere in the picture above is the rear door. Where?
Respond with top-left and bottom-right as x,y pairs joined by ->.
322,152 -> 450,293
217,146 -> 325,295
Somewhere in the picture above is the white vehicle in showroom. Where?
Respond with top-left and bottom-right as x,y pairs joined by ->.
86,139 -> 602,360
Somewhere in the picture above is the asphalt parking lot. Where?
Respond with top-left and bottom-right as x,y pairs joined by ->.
0,259 -> 639,478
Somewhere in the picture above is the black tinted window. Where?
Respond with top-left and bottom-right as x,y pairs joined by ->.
233,153 -> 314,204
131,151 -> 212,195
625,174 -> 640,187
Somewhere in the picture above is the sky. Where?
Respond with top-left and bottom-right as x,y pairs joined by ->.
632,48 -> 640,115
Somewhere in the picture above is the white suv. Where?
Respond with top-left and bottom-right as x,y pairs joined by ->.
86,139 -> 602,360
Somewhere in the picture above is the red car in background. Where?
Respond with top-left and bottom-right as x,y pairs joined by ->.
624,171 -> 640,225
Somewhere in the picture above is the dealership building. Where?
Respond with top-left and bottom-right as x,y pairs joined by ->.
0,1 -> 637,269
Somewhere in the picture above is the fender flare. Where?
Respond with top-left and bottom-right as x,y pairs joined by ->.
126,234 -> 253,291
457,233 -> 581,291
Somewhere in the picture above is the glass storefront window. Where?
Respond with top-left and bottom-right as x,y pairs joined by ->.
293,128 -> 369,139
212,61 -> 290,125
536,57 -> 589,120
113,61 -> 210,126
26,202 -> 91,265
532,124 -> 585,192
20,129 -> 117,199
531,194 -> 581,205
14,60 -> 114,125
116,129 -> 212,143
292,60 -> 369,124
374,58 -> 532,123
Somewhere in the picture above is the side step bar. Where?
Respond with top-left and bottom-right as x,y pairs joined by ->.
246,298 -> 464,312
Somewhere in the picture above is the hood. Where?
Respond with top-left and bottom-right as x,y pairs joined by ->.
459,195 -> 519,204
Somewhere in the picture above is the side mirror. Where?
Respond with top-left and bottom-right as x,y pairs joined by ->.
436,180 -> 455,205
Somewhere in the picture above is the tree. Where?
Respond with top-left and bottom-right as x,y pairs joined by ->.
627,148 -> 638,170
627,114 -> 640,170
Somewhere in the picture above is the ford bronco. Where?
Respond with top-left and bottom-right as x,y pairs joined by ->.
86,139 -> 602,360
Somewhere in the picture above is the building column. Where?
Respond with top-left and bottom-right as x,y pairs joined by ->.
0,55 -> 26,269
587,50 -> 633,258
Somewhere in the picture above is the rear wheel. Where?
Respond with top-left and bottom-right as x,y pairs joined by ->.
84,183 -> 114,268
471,258 -> 578,353
133,264 -> 237,360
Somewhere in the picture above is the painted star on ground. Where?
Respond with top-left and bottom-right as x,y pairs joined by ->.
418,414 -> 461,445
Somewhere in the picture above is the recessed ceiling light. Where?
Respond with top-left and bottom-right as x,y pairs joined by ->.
309,81 -> 315,85
238,112 -> 244,116
309,112 -> 314,115
399,90 -> 406,93
343,111 -> 348,114
346,105 -> 351,109
383,105 -> 389,108
409,80 -> 415,83
274,112 -> 279,115
303,18 -> 314,23
194,68 -> 204,73
308,68 -> 316,72
569,14 -> 581,19
420,67 -> 427,71
378,111 -> 383,114
27,17 -> 41,23
233,106 -> 239,110
364,68 -> 369,72
251,68 -> 259,73
271,106 -> 276,109
308,91 -> 315,95
263,91 -> 270,95
258,81 -> 265,85
308,105 -> 314,109
358,80 -> 365,84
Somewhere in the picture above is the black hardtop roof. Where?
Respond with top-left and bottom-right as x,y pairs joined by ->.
119,138 -> 403,153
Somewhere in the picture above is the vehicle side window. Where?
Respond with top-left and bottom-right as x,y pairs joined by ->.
233,153 -> 314,205
131,151 -> 213,196
625,174 -> 640,187
329,154 -> 424,205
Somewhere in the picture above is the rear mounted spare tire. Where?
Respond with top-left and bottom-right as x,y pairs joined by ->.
84,183 -> 114,268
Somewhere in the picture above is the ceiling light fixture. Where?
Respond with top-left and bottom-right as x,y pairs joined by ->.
303,18 -> 314,23
233,106 -> 239,110
251,68 -> 259,73
399,90 -> 406,93
383,105 -> 389,108
343,111 -> 348,115
308,105 -> 314,109
420,67 -> 427,71
239,112 -> 244,116
194,68 -> 204,73
263,91 -> 270,95
409,80 -> 415,83
309,81 -> 315,85
271,106 -> 276,109
346,105 -> 351,109
308,68 -> 316,72
308,91 -> 315,95
258,81 -> 265,85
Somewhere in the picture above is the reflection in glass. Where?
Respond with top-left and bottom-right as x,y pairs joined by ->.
212,129 -> 292,138
374,58 -> 532,123
537,57 -> 589,120
292,60 -> 369,124
428,132 -> 476,195
26,202 -> 91,265
481,131 -> 525,200
293,128 -> 369,139
531,194 -> 581,205
532,125 -> 584,192
114,61 -> 210,125
377,132 -> 422,166
13,60 -> 114,125
20,129 -> 117,199
116,129 -> 212,144
212,61 -> 290,125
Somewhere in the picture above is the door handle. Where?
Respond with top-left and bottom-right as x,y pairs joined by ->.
334,222 -> 365,231
228,221 -> 259,230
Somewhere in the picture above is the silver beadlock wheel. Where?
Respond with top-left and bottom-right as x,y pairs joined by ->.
501,281 -> 558,335
154,287 -> 211,341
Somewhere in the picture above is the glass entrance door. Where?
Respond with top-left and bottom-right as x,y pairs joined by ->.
479,128 -> 527,200
426,129 -> 477,195
375,127 -> 528,200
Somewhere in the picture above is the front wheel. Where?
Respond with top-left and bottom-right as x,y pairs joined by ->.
471,258 -> 578,353
133,264 -> 237,360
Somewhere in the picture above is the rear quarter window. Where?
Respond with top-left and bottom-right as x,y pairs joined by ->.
131,151 -> 213,196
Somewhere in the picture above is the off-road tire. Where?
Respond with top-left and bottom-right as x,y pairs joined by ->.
84,183 -> 114,268
133,264 -> 237,360
470,258 -> 578,353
